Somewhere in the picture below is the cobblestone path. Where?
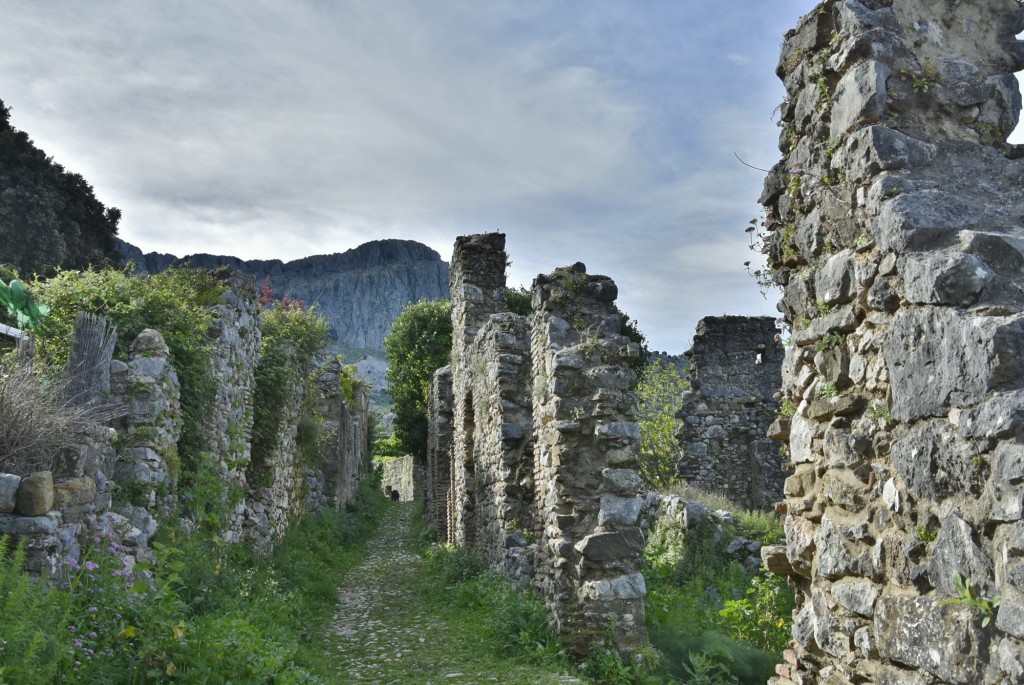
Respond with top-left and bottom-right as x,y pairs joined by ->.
325,502 -> 583,685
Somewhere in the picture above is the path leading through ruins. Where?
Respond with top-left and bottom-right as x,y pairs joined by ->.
324,502 -> 583,684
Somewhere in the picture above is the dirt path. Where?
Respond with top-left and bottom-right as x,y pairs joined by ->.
325,502 -> 583,685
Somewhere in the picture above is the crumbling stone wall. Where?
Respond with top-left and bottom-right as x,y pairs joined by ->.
677,315 -> 785,509
426,365 -> 453,536
1,268 -> 370,574
760,2 -> 1024,683
315,361 -> 371,511
206,270 -> 261,542
429,233 -> 646,654
531,263 -> 646,654
379,455 -> 417,502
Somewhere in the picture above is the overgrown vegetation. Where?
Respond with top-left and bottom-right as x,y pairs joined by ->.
383,298 -> 452,459
644,492 -> 793,685
249,300 -> 330,488
33,267 -> 223,473
0,356 -> 102,474
636,361 -> 689,489
0,479 -> 386,684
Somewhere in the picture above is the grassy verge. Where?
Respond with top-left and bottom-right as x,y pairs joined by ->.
0,479 -> 387,684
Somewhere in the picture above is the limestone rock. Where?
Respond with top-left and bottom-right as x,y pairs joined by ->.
0,473 -> 21,514
15,471 -> 54,516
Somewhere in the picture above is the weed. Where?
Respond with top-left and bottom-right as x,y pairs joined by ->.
865,401 -> 891,422
936,572 -> 1000,627
815,331 -> 845,353
914,525 -> 937,543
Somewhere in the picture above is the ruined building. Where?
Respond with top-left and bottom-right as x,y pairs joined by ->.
761,1 -> 1024,683
426,233 -> 647,654
677,315 -> 785,509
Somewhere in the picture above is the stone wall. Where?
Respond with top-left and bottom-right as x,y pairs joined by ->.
0,267 -> 370,576
379,455 -> 417,502
428,233 -> 646,655
676,315 -> 785,509
761,2 -> 1024,683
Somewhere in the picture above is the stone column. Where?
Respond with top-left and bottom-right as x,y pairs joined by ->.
448,233 -> 509,547
531,263 -> 646,655
427,365 -> 454,540
762,2 -> 1024,683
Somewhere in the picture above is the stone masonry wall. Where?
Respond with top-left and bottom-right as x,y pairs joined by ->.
426,365 -> 453,536
530,263 -> 647,654
761,2 -> 1024,683
677,315 -> 785,510
1,267 -> 370,576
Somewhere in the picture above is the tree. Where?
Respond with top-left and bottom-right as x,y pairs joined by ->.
383,298 -> 452,460
636,360 -> 688,489
0,98 -> 121,276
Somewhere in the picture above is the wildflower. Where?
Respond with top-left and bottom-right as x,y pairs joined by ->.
87,607 -> 98,613
85,561 -> 99,572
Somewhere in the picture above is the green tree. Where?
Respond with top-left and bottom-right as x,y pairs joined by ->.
0,98 -> 120,276
383,298 -> 452,460
636,360 -> 688,489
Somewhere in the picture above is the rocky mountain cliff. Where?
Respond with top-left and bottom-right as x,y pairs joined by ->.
117,238 -> 450,351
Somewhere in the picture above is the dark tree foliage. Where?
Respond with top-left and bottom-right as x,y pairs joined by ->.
0,99 -> 121,276
383,298 -> 452,460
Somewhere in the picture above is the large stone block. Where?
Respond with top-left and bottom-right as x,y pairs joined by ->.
875,596 -> 987,684
15,471 -> 54,516
0,474 -> 21,514
830,60 -> 889,137
884,309 -> 1024,421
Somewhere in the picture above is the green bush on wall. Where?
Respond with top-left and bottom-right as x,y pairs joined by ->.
33,267 -> 224,474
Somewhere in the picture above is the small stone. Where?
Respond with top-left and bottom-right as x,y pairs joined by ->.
0,473 -> 22,514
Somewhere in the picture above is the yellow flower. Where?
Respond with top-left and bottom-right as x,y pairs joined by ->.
172,621 -> 185,640
119,625 -> 137,639
166,662 -> 176,676
214,562 -> 221,575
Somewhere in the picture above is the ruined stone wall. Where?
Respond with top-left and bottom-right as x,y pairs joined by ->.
426,365 -> 453,536
1,268 -> 370,574
530,264 -> 646,654
206,270 -> 262,542
677,315 -> 785,509
761,2 -> 1024,683
315,362 -> 371,511
448,233 -> 511,549
379,455 -> 417,502
428,234 -> 647,654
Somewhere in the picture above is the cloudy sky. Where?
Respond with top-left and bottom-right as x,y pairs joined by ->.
0,1 -> 828,352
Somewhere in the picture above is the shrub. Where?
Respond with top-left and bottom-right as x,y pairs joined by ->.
0,357 -> 100,474
249,302 -> 329,488
34,267 -> 223,472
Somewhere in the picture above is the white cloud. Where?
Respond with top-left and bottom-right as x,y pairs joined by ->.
0,0 -> 819,351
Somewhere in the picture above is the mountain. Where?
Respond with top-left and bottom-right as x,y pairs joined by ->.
116,238 -> 450,352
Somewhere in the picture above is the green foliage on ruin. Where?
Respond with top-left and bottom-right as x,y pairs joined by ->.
645,503 -> 792,685
383,298 -> 452,460
0,99 -> 121,277
504,285 -> 533,316
33,267 -> 224,474
249,302 -> 330,488
636,361 -> 688,489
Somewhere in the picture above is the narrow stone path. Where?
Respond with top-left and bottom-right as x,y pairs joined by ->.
325,502 -> 583,685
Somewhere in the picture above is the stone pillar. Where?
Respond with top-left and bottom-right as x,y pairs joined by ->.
762,2 -> 1024,683
676,315 -> 784,509
448,233 -> 509,548
205,269 -> 261,541
427,365 -> 454,540
531,262 -> 646,655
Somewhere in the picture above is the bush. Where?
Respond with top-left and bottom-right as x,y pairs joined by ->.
0,357 -> 99,474
34,267 -> 223,471
249,302 -> 329,487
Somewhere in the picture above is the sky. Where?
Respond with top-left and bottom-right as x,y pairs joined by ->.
1,1 -> 834,352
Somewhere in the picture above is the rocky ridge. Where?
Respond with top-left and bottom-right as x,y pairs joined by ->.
116,238 -> 450,352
